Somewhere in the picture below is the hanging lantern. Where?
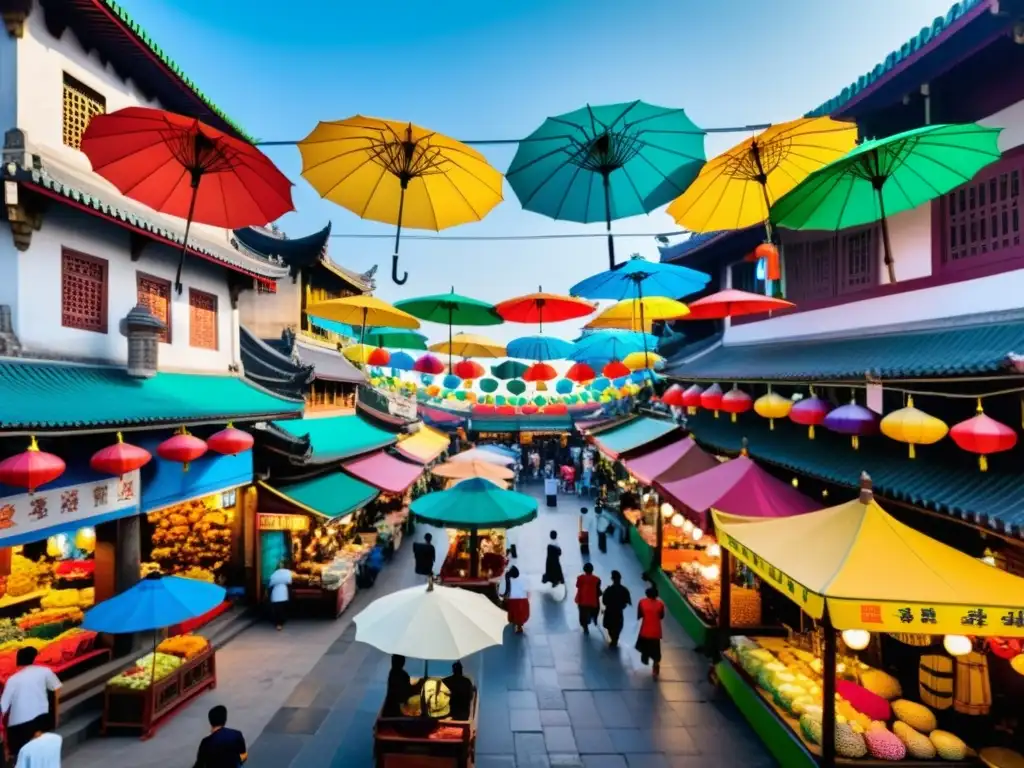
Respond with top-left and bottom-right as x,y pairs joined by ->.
555,379 -> 574,395
943,635 -> 973,657
442,374 -> 462,390
754,389 -> 792,430
367,347 -> 391,367
472,404 -> 496,416
700,383 -> 724,418
824,400 -> 879,450
950,399 -> 1017,471
565,362 -> 596,383
754,242 -> 781,281
496,404 -> 515,416
90,432 -> 152,478
622,351 -> 662,371
602,360 -> 630,379
521,404 -> 539,415
0,437 -> 66,493
880,396 -> 949,459
479,378 -> 499,393
207,424 -> 255,456
523,362 -> 557,382
661,384 -> 685,408
986,637 -> 1022,660
535,380 -> 549,392
507,379 -> 527,395
681,384 -> 703,415
842,629 -> 871,651
790,390 -> 832,439
157,428 -> 208,471
720,385 -> 753,423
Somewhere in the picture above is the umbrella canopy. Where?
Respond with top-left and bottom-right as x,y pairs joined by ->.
683,289 -> 794,320
432,458 -> 515,482
411,477 -> 537,529
354,580 -> 507,660
342,344 -> 377,365
506,335 -> 575,362
771,122 -> 1002,283
507,102 -> 705,268
480,444 -> 518,460
307,295 -> 421,335
570,330 -> 657,365
586,297 -> 689,331
667,116 -> 857,235
298,117 -> 503,285
388,351 -> 416,371
494,289 -> 595,331
362,327 -> 428,350
414,354 -> 446,374
81,106 -> 294,295
569,255 -> 711,302
449,447 -> 515,466
492,360 -> 529,380
623,351 -> 663,370
82,573 -> 226,633
396,289 -> 502,326
430,333 -> 507,358
522,362 -> 558,382
565,362 -> 596,383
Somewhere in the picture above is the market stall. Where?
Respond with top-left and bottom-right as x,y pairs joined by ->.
394,425 -> 451,466
712,474 -> 1024,768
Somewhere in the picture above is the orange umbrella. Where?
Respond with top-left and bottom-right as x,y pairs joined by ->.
495,287 -> 595,332
683,289 -> 794,320
432,459 -> 515,482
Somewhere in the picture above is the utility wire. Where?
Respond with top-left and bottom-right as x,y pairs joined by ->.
327,230 -> 685,241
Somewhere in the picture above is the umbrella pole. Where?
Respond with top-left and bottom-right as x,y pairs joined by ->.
392,185 -> 409,286
602,172 -> 615,269
173,180 -> 200,296
876,190 -> 897,283
469,528 -> 479,579
448,308 -> 454,371
637,282 -> 650,384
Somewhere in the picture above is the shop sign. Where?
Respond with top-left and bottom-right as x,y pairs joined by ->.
258,513 -> 310,533
0,471 -> 140,544
829,601 -> 1024,638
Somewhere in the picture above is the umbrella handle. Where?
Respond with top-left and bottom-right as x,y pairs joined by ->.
392,253 -> 409,285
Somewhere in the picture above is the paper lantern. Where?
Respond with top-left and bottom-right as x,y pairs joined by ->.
565,362 -> 596,383
950,400 -> 1017,471
442,374 -> 462,390
157,428 -> 208,471
789,392 -> 832,439
880,396 -> 949,459
842,629 -> 871,651
521,404 -> 539,415
479,377 -> 499,393
699,383 -> 723,416
943,635 -> 972,657
754,242 -> 781,281
535,380 -> 549,392
661,384 -> 685,408
207,424 -> 255,456
720,386 -> 753,423
555,379 -> 574,395
523,362 -> 557,382
754,390 -> 792,430
681,384 -> 703,415
426,384 -> 441,397
824,401 -> 878,450
367,347 -> 391,367
90,432 -> 152,477
602,360 -> 630,379
496,405 -> 515,416
670,513 -> 684,528
0,437 -> 66,493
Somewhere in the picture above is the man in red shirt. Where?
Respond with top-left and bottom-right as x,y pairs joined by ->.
636,585 -> 666,677
575,563 -> 602,634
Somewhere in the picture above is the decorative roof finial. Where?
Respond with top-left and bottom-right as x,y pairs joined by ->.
740,437 -> 749,457
859,471 -> 873,504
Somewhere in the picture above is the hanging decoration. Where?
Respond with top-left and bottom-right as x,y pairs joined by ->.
622,351 -> 663,371
823,400 -> 879,450
497,405 -> 515,416
89,432 -> 152,478
506,379 -> 527,395
472,404 -> 496,416
681,384 -> 703,415
879,396 -> 949,459
789,390 -> 832,439
0,437 -> 66,493
950,400 -> 1018,471
753,242 -> 782,281
535,381 -> 549,392
555,379 -> 574,395
156,428 -> 208,471
442,374 -> 462,389
479,378 -> 500,393
720,385 -> 753,423
367,347 -> 391,367
602,360 -> 630,379
544,403 -> 569,415
754,389 -> 792,430
699,383 -> 724,417
661,384 -> 685,408
413,354 -> 446,375
206,424 -> 255,456
521,404 -> 539,415
453,360 -> 484,379
523,362 -> 557,382
565,362 -> 596,384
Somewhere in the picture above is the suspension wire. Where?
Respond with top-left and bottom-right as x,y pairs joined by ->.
327,230 -> 687,241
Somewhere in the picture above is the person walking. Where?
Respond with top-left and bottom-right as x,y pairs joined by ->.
575,563 -> 602,635
503,565 -> 529,633
543,474 -> 558,508
636,585 -> 667,677
541,531 -> 565,596
266,560 -> 292,631
578,506 -> 593,557
601,570 -> 632,648
1,648 -> 61,762
193,705 -> 247,768
594,506 -> 611,554
413,532 -> 436,577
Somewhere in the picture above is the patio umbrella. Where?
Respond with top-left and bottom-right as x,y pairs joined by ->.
432,458 -> 515,483
507,101 -> 705,268
771,122 -> 1002,283
569,330 -> 656,366
683,289 -> 794,320
308,295 -> 421,352
397,289 -> 503,369
82,573 -> 226,634
411,477 -> 536,529
430,332 -> 507,359
81,107 -> 294,295
298,117 -> 503,284
506,335 -> 575,361
570,255 -> 710,302
362,327 -> 428,350
494,288 -> 595,332
492,360 -> 529,380
586,297 -> 689,331
450,447 -> 515,466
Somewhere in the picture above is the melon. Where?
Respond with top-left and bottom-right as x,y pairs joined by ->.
864,727 -> 907,761
893,722 -> 937,759
892,699 -> 937,733
835,722 -> 868,759
860,669 -> 902,700
930,730 -> 968,761
836,679 -> 892,721
799,713 -> 822,744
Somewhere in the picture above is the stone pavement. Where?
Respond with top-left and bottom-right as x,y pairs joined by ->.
66,486 -> 775,767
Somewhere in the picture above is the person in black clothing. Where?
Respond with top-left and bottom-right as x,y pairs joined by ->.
383,655 -> 422,717
413,533 -> 436,577
601,570 -> 632,648
194,705 -> 247,767
541,530 -> 564,590
442,661 -> 475,720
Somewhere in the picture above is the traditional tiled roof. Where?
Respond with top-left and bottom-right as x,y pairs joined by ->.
269,414 -> 398,463
294,340 -> 366,385
239,326 -> 314,400
0,357 -> 303,431
233,224 -> 373,293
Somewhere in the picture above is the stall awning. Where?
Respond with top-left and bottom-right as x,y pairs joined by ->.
272,414 -> 397,462
656,454 -> 819,529
591,416 -> 678,460
713,484 -> 1024,637
260,475 -> 378,521
418,405 -> 466,430
342,451 -> 424,494
472,416 -> 573,433
624,438 -> 698,485
395,425 -> 450,464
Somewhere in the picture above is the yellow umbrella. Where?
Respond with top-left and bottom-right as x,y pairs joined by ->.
306,295 -> 420,330
342,344 -> 376,365
298,117 -> 504,285
429,333 -> 506,358
667,116 -> 856,236
623,351 -> 663,371
585,297 -> 689,332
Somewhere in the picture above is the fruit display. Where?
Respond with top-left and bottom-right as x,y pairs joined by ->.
17,606 -> 84,639
157,634 -> 209,660
108,652 -> 182,689
40,588 -> 94,610
53,560 -> 94,581
670,563 -> 761,627
147,498 -> 233,581
0,618 -> 25,644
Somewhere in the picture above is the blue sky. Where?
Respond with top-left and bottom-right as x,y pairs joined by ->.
118,0 -> 954,343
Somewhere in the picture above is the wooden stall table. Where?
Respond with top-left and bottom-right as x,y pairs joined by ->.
373,692 -> 478,768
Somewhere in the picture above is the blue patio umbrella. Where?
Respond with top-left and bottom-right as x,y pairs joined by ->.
82,573 -> 226,634
570,330 -> 658,365
506,335 -> 575,361
389,351 -> 415,371
507,101 -> 706,268
569,255 -> 711,302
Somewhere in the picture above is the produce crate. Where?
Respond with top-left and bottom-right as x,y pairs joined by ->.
101,647 -> 216,739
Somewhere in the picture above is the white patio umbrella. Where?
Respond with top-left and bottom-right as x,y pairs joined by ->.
449,447 -> 515,466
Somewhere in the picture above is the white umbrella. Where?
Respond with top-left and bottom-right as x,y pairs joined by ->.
353,580 -> 507,660
449,447 -> 515,466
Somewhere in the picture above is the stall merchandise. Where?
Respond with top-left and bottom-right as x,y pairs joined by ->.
144,494 -> 236,584
438,529 -> 507,587
289,519 -> 367,618
374,678 -> 478,768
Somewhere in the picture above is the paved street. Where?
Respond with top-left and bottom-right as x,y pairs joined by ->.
67,487 -> 773,767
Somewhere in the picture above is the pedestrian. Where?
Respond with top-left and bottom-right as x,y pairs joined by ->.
578,506 -> 592,556
636,585 -> 666,677
413,532 -> 436,576
541,531 -> 565,596
594,506 -> 611,553
266,560 -> 292,631
543,474 -> 558,507
503,565 -> 529,633
193,705 -> 247,768
1,647 -> 61,761
575,563 -> 602,634
361,543 -> 385,587
601,570 -> 632,648
12,717 -> 61,768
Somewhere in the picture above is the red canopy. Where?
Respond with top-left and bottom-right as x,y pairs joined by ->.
342,451 -> 424,494
682,289 -> 794,320
624,438 -> 699,485
655,455 -> 818,529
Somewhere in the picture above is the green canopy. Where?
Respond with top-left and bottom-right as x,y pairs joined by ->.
361,327 -> 428,350
410,477 -> 538,529
394,289 -> 502,326
479,377 -> 499,393
492,360 -> 529,380
263,474 -> 378,521
506,379 -> 527,395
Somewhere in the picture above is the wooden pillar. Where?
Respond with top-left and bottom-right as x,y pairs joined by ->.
718,548 -> 732,652
821,607 -> 837,768
95,515 -> 142,655
654,499 -> 664,571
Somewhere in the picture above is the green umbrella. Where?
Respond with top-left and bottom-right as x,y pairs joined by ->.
506,379 -> 527,395
411,478 -> 537,529
479,377 -> 499,393
361,327 -> 428,350
395,288 -> 503,368
771,123 -> 1002,283
492,360 -> 529,380
495,395 -> 506,405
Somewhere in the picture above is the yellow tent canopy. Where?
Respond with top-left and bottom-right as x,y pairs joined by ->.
712,475 -> 1024,637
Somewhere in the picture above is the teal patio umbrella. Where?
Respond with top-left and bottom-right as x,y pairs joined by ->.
507,101 -> 706,268
770,122 -> 1002,284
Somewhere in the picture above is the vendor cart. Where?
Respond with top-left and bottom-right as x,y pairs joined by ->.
437,531 -> 506,599
373,687 -> 478,768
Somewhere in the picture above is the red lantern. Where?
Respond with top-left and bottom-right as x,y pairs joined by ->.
521,404 -> 539,415
523,362 -> 557,382
207,424 -> 255,456
720,386 -> 753,423
602,360 -> 630,379
472,404 -> 496,416
565,362 -> 596,383
699,383 -> 723,417
789,392 -> 832,439
950,400 -> 1017,471
90,432 -> 152,477
0,437 -> 66,493
157,428 -> 208,471
453,359 -> 484,379
681,384 -> 703,415
544,403 -> 568,415
661,384 -> 685,408
367,347 -> 391,367
755,242 -> 781,281
496,405 -> 516,416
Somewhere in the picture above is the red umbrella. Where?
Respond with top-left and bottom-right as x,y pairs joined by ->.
367,347 -> 391,367
565,362 -> 596,383
602,360 -> 630,379
522,362 -> 557,382
81,107 -> 294,294
413,354 -> 446,374
683,289 -> 794,320
494,288 -> 595,331
453,359 -> 485,379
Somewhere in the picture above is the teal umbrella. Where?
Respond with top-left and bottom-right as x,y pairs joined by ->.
507,101 -> 706,268
771,123 -> 1002,284
362,327 -> 428,350
492,360 -> 529,380
506,379 -> 527,395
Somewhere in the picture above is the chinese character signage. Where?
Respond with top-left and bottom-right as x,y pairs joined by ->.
0,471 -> 140,546
258,514 -> 310,533
829,601 -> 1024,638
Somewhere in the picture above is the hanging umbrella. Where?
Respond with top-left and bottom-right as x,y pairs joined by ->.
414,354 -> 446,375
494,288 -> 595,332
298,117 -> 503,284
565,362 -> 596,383
82,573 -> 226,633
388,351 -> 416,371
81,107 -> 294,295
492,360 -> 529,380
555,378 -> 574,394
523,362 -> 558,382
343,344 -> 378,365
586,297 -> 689,331
411,477 -> 537,529
432,459 -> 515,483
449,447 -> 515,466
622,351 -> 663,370
507,101 -> 705,268
506,335 -> 575,361
362,327 -> 428,350
397,289 -> 503,369
569,330 -> 656,365
771,122 -> 1002,283
430,333 -> 507,359
683,289 -> 794,320
308,295 -> 420,355
569,255 -> 711,302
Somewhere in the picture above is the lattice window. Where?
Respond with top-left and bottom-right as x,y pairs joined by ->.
61,249 -> 108,333
784,238 -> 834,302
189,289 -> 218,350
839,228 -> 878,293
62,73 -> 106,151
137,273 -> 172,343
